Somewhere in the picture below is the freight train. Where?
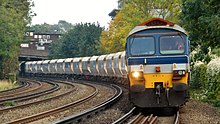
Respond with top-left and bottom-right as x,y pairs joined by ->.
21,18 -> 190,108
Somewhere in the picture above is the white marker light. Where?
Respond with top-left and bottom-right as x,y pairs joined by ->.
182,71 -> 186,75
178,70 -> 183,75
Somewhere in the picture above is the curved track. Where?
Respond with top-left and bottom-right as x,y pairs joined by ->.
0,81 -> 28,95
55,83 -> 122,124
0,80 -> 76,113
0,80 -> 58,105
6,80 -> 99,124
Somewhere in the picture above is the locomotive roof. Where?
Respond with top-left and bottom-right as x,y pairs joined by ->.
128,18 -> 187,36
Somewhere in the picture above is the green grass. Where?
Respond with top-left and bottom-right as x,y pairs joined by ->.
0,80 -> 18,91
3,101 -> 16,107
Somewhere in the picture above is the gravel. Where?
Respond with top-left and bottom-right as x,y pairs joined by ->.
31,82 -> 115,123
180,99 -> 220,124
0,82 -> 73,111
77,84 -> 220,124
81,84 -> 132,124
0,82 -> 95,123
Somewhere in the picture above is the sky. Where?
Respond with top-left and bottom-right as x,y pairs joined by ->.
31,0 -> 119,27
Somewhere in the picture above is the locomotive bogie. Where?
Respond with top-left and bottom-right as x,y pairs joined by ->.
129,88 -> 188,108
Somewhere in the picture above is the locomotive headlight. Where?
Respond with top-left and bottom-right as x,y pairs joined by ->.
133,71 -> 140,78
131,71 -> 144,79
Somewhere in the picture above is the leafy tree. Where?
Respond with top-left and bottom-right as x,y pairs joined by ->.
30,20 -> 74,34
99,0 -> 181,53
180,0 -> 220,52
0,0 -> 34,79
49,23 -> 103,58
49,39 -> 64,59
98,12 -> 127,54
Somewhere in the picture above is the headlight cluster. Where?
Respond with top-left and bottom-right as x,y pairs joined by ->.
131,71 -> 144,79
173,70 -> 186,76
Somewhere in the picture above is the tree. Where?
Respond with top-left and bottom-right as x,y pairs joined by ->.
180,0 -> 220,52
30,20 -> 74,34
49,39 -> 64,59
49,23 -> 103,58
99,0 -> 181,53
98,12 -> 127,54
0,0 -> 33,79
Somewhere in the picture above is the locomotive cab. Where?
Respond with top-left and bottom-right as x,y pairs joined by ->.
126,18 -> 190,108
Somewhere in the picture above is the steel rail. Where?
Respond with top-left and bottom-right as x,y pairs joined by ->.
173,110 -> 180,124
6,82 -> 99,124
128,113 -> 158,124
112,107 -> 136,124
0,80 -> 41,99
54,84 -> 123,124
0,80 -> 59,104
0,81 -> 28,95
0,80 -> 75,113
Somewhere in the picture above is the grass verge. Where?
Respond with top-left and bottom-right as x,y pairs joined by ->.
191,89 -> 220,110
0,80 -> 17,91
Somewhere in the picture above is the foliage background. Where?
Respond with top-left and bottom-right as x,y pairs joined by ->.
49,23 -> 103,58
180,0 -> 220,107
98,0 -> 181,54
0,0 -> 33,79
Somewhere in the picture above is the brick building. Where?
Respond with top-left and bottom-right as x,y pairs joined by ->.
20,31 -> 61,60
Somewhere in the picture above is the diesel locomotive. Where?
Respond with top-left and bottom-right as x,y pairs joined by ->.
21,18 -> 190,108
126,18 -> 190,108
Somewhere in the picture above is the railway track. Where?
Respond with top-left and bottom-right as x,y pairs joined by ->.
55,83 -> 122,124
0,81 -> 35,98
0,80 -> 76,113
5,80 -> 99,124
113,107 -> 180,124
0,80 -> 59,105
129,113 -> 158,124
0,81 -> 28,95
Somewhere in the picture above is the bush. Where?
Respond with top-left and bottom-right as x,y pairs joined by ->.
8,73 -> 16,83
213,100 -> 220,107
212,48 -> 220,57
190,45 -> 220,107
207,57 -> 220,100
191,62 -> 208,89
